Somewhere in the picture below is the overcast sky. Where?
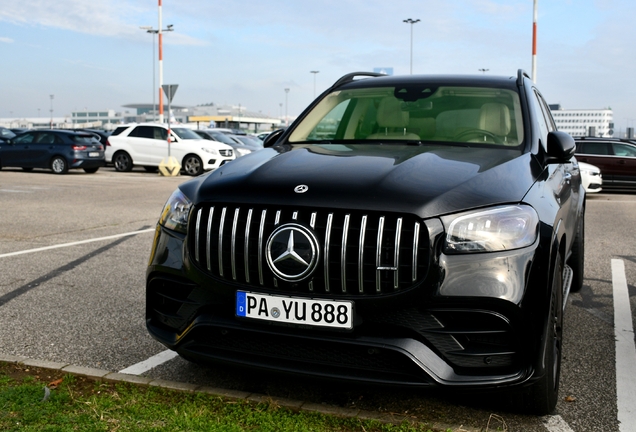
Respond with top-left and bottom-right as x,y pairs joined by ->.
1,0 -> 635,133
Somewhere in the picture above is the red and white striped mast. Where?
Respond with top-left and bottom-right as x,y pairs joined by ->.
531,0 -> 538,83
158,0 -> 164,123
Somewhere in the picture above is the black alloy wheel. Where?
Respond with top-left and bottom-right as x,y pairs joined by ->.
113,151 -> 133,172
50,156 -> 69,174
522,255 -> 564,415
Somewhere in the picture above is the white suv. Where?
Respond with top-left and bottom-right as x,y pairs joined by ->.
105,123 -> 235,176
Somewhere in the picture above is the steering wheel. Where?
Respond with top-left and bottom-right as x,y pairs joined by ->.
454,129 -> 503,144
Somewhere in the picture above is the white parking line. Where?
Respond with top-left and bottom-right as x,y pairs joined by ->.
611,259 -> 636,431
543,415 -> 575,432
0,228 -> 155,259
119,350 -> 179,375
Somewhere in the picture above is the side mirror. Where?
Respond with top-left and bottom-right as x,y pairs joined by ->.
545,131 -> 575,164
263,129 -> 285,148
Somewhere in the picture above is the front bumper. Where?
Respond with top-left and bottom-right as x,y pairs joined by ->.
146,218 -> 550,390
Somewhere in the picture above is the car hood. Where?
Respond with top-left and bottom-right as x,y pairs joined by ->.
181,143 -> 541,218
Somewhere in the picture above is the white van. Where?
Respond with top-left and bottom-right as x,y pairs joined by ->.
105,123 -> 235,176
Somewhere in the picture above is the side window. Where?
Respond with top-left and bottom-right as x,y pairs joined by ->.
612,143 -> 636,157
535,92 -> 556,132
110,126 -> 128,136
129,126 -> 154,139
580,142 -> 610,155
13,133 -> 36,144
153,127 -> 168,140
530,91 -> 549,148
35,133 -> 58,145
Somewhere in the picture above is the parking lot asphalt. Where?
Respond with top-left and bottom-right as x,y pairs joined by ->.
1,167 -> 634,432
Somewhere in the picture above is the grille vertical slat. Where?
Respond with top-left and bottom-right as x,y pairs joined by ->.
206,207 -> 214,271
218,207 -> 227,277
258,209 -> 267,286
412,222 -> 420,282
394,218 -> 403,289
324,213 -> 334,293
244,209 -> 253,283
341,214 -> 350,293
190,205 -> 428,296
195,209 -> 202,263
358,215 -> 367,293
376,216 -> 385,293
231,208 -> 240,281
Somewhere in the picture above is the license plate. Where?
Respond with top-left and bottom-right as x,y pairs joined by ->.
236,291 -> 353,329
88,152 -> 99,157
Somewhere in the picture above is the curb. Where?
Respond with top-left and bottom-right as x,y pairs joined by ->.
0,353 -> 480,432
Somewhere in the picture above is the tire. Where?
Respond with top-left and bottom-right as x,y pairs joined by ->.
568,214 -> 585,293
22,167 -> 34,172
113,151 -> 133,172
143,166 -> 158,173
50,156 -> 68,174
83,167 -> 99,174
522,255 -> 563,415
183,154 -> 203,176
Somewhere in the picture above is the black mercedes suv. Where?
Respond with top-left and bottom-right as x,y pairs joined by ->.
146,70 -> 585,415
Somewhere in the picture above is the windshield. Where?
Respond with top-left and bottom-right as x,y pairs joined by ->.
0,128 -> 16,139
172,128 -> 202,140
208,131 -> 237,145
288,85 -> 524,147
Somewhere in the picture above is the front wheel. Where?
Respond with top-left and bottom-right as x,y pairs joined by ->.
50,156 -> 68,174
183,155 -> 203,176
113,151 -> 133,172
522,256 -> 564,415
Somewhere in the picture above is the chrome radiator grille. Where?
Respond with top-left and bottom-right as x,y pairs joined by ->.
189,204 -> 429,296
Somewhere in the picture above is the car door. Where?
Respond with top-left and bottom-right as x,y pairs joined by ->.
2,132 -> 37,167
31,132 -> 62,168
126,126 -> 167,165
610,142 -> 636,187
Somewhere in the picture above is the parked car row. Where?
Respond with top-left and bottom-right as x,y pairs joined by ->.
0,129 -> 105,174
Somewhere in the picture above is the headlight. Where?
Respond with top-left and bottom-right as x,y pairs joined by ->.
236,147 -> 252,156
580,169 -> 600,176
201,147 -> 219,155
442,205 -> 539,253
158,189 -> 192,234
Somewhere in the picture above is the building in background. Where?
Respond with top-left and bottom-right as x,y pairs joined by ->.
0,103 -> 282,133
550,104 -> 614,137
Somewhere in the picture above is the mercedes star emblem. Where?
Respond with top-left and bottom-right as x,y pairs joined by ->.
294,185 -> 309,193
266,224 -> 319,282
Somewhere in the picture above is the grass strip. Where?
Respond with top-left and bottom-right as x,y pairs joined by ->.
0,363 -> 450,432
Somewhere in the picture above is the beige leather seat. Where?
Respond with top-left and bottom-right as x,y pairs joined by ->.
367,98 -> 420,140
479,103 -> 511,138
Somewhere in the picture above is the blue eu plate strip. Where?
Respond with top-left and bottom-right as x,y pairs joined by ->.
236,291 -> 247,316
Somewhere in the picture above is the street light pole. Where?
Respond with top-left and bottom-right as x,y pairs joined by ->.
141,23 -> 173,123
284,88 -> 290,126
403,18 -> 420,74
310,71 -> 319,98
49,95 -> 54,128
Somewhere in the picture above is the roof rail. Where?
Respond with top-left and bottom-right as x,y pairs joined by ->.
332,72 -> 386,89
517,69 -> 531,86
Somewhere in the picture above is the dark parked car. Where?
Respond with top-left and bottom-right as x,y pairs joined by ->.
574,136 -> 636,190
0,129 -> 105,174
73,128 -> 111,146
146,70 -> 585,414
